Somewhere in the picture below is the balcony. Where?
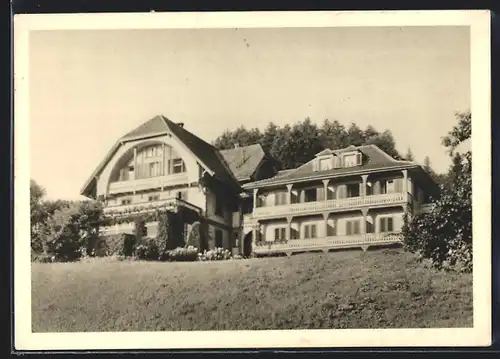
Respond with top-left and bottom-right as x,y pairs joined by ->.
103,197 -> 201,218
108,173 -> 189,195
253,232 -> 403,256
253,192 -> 407,219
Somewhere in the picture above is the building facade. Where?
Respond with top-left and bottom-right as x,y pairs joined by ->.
81,115 -> 439,256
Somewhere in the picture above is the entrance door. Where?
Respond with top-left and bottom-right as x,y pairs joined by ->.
243,232 -> 252,257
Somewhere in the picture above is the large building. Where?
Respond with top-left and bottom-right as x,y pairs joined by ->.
81,115 -> 439,256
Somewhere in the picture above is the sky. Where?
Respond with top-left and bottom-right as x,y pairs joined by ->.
29,26 -> 470,200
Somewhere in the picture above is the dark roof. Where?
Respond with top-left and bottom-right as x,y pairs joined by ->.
243,144 -> 417,189
121,115 -> 170,140
161,117 -> 241,191
81,115 -> 241,197
219,144 -> 266,181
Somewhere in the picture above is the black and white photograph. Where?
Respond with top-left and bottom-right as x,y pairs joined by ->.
14,10 -> 491,350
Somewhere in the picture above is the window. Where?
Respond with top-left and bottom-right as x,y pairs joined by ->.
380,217 -> 394,232
274,192 -> 287,205
172,158 -> 186,174
274,227 -> 287,241
121,198 -> 132,205
148,195 -> 159,202
380,179 -> 395,194
215,198 -> 224,216
145,146 -> 160,158
304,224 -> 317,239
346,220 -> 360,235
215,229 -> 223,248
344,154 -> 357,167
149,162 -> 160,177
346,183 -> 360,198
304,188 -> 317,202
319,158 -> 332,171
343,152 -> 362,167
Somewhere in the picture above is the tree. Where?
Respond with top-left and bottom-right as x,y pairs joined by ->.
402,111 -> 472,272
423,156 -> 432,173
319,119 -> 348,149
31,180 -> 47,253
442,111 -> 471,155
346,123 -> 365,146
404,148 -> 415,161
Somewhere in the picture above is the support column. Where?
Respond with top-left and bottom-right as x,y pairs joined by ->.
133,147 -> 138,195
361,208 -> 369,234
286,184 -> 293,204
322,180 -> 329,201
286,216 -> 292,240
161,143 -> 166,176
402,169 -> 408,194
402,169 -> 409,214
323,212 -> 329,237
253,188 -> 258,211
361,175 -> 368,197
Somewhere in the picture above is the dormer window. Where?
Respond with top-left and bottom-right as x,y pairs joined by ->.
319,157 -> 333,171
343,151 -> 363,168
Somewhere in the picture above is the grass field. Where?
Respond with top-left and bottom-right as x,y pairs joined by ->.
31,248 -> 473,332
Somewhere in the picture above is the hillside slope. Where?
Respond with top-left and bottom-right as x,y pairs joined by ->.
32,248 -> 472,332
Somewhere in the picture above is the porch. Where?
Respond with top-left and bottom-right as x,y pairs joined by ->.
252,232 -> 403,256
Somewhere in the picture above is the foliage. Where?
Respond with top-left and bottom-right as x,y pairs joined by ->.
156,211 -> 171,259
134,217 -> 147,242
164,246 -> 199,262
186,221 -> 202,248
402,111 -> 472,273
30,196 -> 104,262
198,247 -> 233,261
43,203 -> 86,262
95,234 -> 136,257
404,148 -> 415,161
212,117 -> 402,170
135,237 -> 160,261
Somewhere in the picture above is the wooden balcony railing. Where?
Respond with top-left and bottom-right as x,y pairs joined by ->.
253,192 -> 407,219
108,173 -> 189,195
253,232 -> 403,255
103,197 -> 201,217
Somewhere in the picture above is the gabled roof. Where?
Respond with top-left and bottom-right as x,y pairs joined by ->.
243,144 -> 418,189
219,144 -> 266,181
80,115 -> 241,198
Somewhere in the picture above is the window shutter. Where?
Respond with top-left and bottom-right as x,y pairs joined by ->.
311,225 -> 316,238
356,153 -> 362,165
274,194 -> 279,206
373,181 -> 380,195
388,218 -> 394,232
317,187 -> 325,201
346,221 -> 352,235
337,185 -> 345,199
354,220 -> 360,234
380,218 -> 386,232
394,178 -> 402,193
275,228 -> 279,240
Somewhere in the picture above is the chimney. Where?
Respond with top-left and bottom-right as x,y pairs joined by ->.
176,122 -> 184,128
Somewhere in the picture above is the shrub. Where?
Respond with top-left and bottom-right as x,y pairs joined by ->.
186,222 -> 202,249
96,233 -> 136,257
198,247 -> 233,261
164,246 -> 199,262
134,217 -> 147,242
135,237 -> 160,261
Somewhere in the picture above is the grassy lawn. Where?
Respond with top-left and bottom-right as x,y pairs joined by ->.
31,248 -> 473,332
